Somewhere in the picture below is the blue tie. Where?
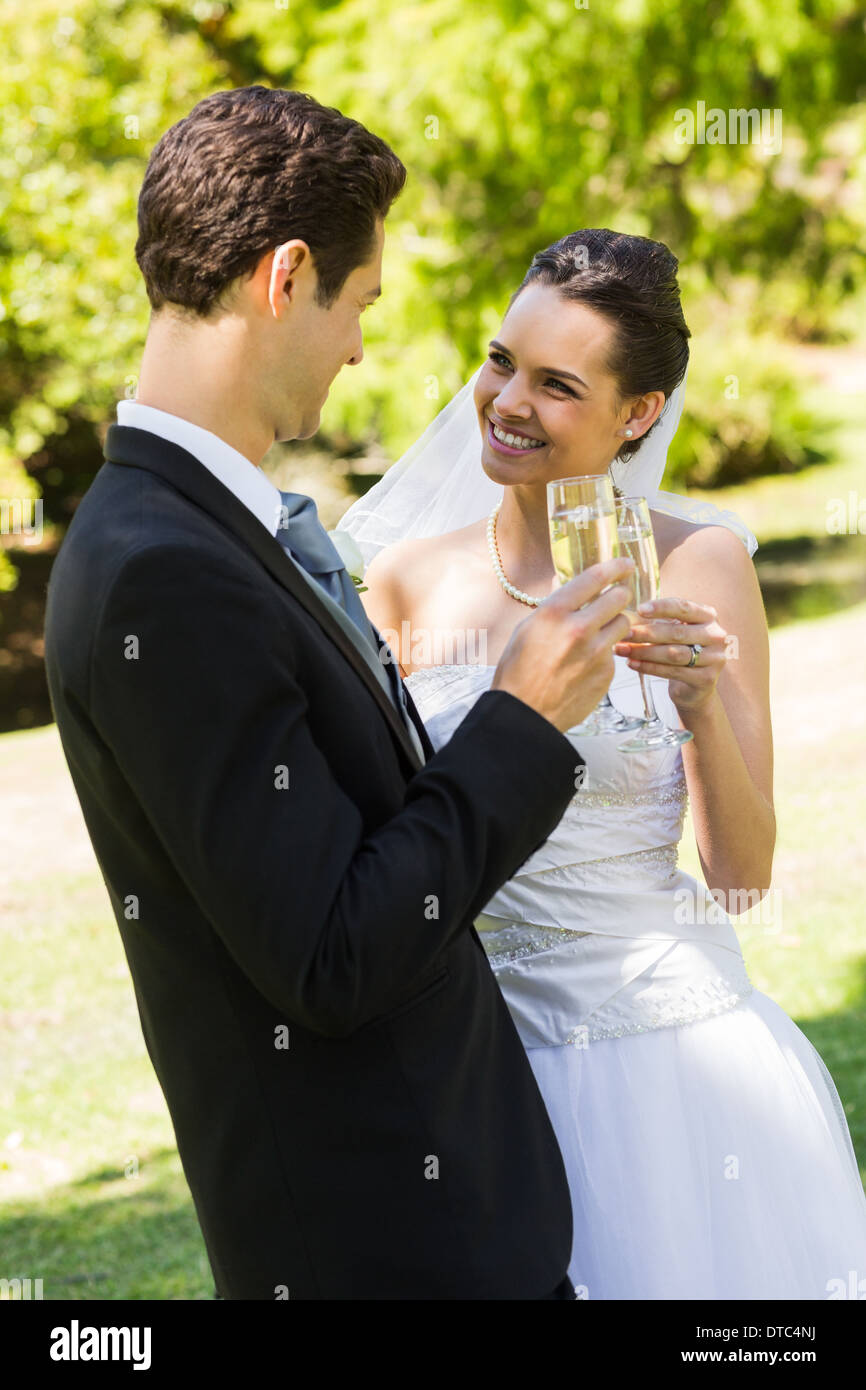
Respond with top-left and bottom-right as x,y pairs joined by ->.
275,490 -> 378,651
274,491 -> 419,741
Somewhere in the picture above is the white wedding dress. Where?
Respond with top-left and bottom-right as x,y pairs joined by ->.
405,655 -> 866,1300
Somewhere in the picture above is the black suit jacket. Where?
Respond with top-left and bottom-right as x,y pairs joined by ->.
43,424 -> 584,1299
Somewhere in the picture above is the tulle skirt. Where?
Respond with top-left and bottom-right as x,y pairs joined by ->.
525,990 -> 866,1300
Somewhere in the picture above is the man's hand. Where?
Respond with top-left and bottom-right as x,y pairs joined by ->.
491,558 -> 636,733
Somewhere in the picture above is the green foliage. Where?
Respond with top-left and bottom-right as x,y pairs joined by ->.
0,0 -> 864,513
0,552 -> 18,591
305,0 -> 866,469
673,366 -> 836,489
0,0 -> 225,500
665,311 -> 840,488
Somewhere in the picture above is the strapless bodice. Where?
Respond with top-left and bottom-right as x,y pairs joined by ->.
405,656 -> 753,1047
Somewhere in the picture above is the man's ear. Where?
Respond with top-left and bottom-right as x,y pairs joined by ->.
266,239 -> 312,318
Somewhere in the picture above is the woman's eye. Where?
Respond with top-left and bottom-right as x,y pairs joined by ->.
546,378 -> 577,397
488,354 -> 578,399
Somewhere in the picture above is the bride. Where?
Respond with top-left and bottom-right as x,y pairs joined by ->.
336,229 -> 866,1300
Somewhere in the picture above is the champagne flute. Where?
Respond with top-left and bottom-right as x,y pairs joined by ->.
614,496 -> 693,752
547,476 -> 643,736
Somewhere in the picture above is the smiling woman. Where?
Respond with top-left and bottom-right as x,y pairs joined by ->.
337,227 -> 866,1299
472,229 -> 690,492
473,295 -> 638,478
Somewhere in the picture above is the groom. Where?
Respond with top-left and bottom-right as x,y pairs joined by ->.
44,87 -> 633,1300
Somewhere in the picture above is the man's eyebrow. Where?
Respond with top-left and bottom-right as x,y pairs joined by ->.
489,339 -> 588,389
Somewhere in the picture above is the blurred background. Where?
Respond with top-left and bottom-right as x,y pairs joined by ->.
1,0 -> 865,1298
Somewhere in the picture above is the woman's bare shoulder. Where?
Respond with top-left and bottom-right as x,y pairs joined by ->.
363,521 -> 484,593
361,520 -> 486,626
651,508 -> 762,640
651,508 -> 751,572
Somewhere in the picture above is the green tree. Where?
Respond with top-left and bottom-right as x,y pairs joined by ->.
1,0 -> 863,550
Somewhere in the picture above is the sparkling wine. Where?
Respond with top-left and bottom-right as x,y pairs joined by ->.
617,521 -> 660,622
549,505 -> 618,583
545,475 -> 645,739
615,494 -> 694,752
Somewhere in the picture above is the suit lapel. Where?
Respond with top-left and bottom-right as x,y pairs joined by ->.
103,425 -> 425,774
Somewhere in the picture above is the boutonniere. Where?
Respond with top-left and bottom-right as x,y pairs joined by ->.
328,528 -> 368,593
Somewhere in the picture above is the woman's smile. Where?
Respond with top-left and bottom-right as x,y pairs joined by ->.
486,415 -> 547,456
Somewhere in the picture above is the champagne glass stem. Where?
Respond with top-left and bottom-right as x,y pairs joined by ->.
620,661 -> 692,750
638,670 -> 657,722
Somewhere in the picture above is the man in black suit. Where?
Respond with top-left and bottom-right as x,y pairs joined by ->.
44,87 -> 634,1300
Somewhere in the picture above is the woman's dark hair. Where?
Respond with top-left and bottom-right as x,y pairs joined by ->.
510,229 -> 690,464
136,86 -> 407,315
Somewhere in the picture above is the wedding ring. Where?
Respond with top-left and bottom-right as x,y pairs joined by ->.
686,643 -> 702,668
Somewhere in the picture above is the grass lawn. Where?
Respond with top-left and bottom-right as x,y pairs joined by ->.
2,600 -> 865,1299
0,727 -> 213,1297
1,362 -> 864,1297
0,855 -> 213,1299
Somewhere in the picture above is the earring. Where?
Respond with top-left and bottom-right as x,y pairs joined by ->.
622,428 -> 633,438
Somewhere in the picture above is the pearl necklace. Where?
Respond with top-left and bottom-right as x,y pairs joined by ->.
486,502 -> 546,608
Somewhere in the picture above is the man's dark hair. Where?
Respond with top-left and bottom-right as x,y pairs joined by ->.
135,86 -> 407,315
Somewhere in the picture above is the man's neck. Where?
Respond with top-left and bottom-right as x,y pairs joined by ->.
134,313 -> 271,466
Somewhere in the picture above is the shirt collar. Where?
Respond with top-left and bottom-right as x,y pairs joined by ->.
116,400 -> 284,536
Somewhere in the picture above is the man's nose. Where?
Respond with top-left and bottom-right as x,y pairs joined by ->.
348,328 -> 364,367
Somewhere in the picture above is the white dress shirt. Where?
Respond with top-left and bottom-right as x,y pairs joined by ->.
116,401 -> 284,535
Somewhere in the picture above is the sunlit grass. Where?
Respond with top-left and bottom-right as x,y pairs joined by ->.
0,866 -> 212,1299
2,605 -> 865,1297
2,367 -> 864,1293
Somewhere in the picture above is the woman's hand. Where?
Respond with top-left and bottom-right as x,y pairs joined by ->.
613,596 -> 729,716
